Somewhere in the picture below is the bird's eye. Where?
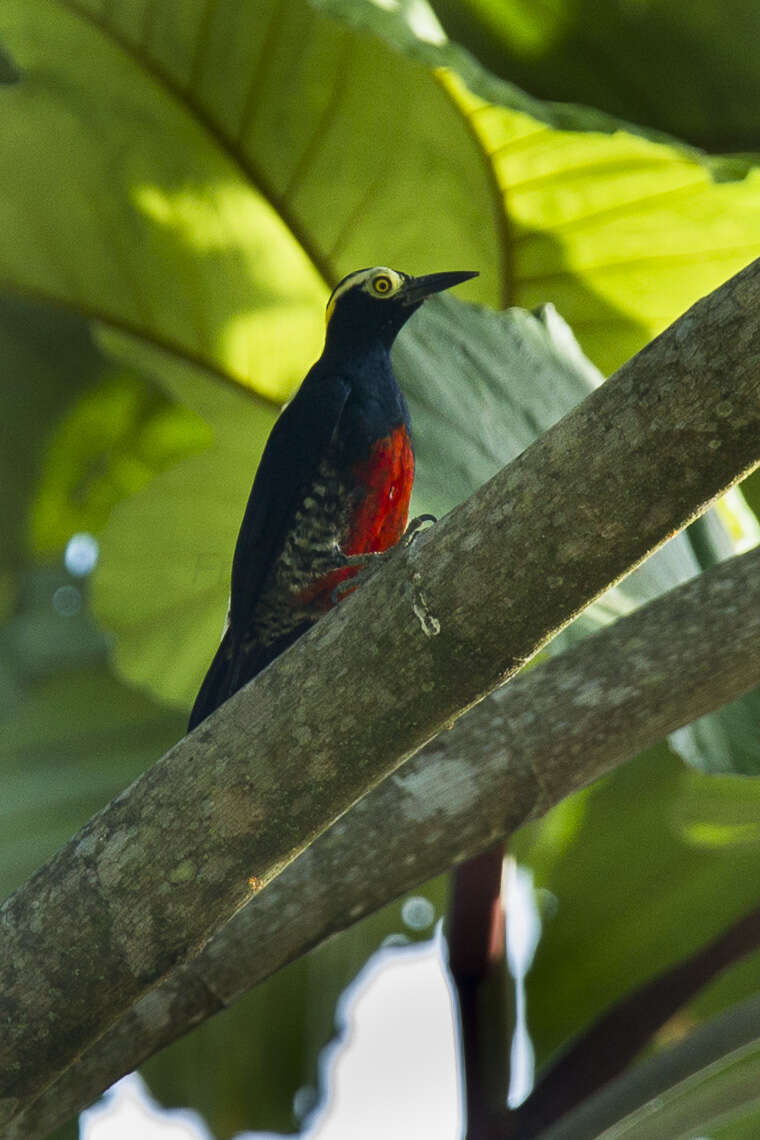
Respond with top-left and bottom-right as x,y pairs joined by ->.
372,274 -> 394,295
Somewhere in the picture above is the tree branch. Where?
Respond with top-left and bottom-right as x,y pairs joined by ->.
3,257 -> 760,1128
13,539 -> 760,1138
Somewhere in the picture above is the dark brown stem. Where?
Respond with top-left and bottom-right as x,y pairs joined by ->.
509,902 -> 760,1136
448,843 -> 508,1139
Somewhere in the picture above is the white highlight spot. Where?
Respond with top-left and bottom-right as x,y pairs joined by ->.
411,572 -> 441,637
80,1073 -> 210,1139
308,941 -> 461,1138
401,895 -> 436,931
505,858 -> 542,1109
65,532 -> 99,576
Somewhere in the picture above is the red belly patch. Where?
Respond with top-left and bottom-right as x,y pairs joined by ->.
300,424 -> 414,611
345,424 -> 414,556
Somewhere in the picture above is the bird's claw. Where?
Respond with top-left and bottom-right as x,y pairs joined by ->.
329,545 -> 388,604
329,516 -> 437,604
332,546 -> 377,569
402,513 -> 437,546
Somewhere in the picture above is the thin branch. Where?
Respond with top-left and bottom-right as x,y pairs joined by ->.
534,993 -> 760,1140
510,903 -> 760,1136
3,258 -> 760,1128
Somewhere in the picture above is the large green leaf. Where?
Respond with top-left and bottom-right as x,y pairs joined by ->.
0,0 -> 494,397
0,568 -> 185,901
91,332 -> 277,705
514,746 -> 760,1069
1,661 -> 185,898
431,0 -> 760,153
438,67 -> 760,373
0,293 -> 100,581
30,370 -> 211,559
594,1045 -> 760,1140
312,0 -> 760,374
3,0 -> 760,388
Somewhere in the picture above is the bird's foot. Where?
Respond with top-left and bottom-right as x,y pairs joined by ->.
329,516 -> 437,603
329,546 -> 387,602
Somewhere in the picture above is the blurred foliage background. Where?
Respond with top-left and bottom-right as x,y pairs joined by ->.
3,0 -> 760,1136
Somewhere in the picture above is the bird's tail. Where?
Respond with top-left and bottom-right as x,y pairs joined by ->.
188,620 -> 316,731
188,629 -> 236,731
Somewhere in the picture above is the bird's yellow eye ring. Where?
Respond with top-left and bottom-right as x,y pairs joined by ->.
372,274 -> 393,295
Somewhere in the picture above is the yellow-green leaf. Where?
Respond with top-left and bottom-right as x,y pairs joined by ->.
440,69 -> 760,372
0,0 -> 494,403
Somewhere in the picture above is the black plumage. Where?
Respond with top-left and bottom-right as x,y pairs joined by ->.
188,266 -> 477,730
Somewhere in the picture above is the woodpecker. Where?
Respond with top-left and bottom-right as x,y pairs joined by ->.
188,266 -> 477,730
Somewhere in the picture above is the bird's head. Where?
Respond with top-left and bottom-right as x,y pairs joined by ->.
324,266 -> 478,356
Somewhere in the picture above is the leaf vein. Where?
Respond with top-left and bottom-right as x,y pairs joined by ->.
56,0 -> 336,287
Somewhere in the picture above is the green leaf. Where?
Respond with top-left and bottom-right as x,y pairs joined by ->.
314,0 -> 638,137
438,67 -> 760,374
0,568 -> 185,901
514,746 -> 760,1070
319,0 -> 760,371
536,994 -> 760,1139
614,1051 -> 760,1140
671,694 -> 760,776
4,0 -> 760,390
0,292 -> 100,577
30,370 -> 211,558
396,295 -> 604,519
91,332 -> 277,708
1,662 -> 184,899
0,0 -> 494,397
430,0 -> 760,153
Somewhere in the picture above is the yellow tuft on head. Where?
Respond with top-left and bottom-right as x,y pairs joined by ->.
325,266 -> 406,325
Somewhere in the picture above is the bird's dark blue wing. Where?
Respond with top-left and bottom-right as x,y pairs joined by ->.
188,371 -> 350,731
228,369 -> 351,633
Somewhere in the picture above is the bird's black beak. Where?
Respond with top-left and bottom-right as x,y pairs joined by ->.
401,270 -> 479,306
